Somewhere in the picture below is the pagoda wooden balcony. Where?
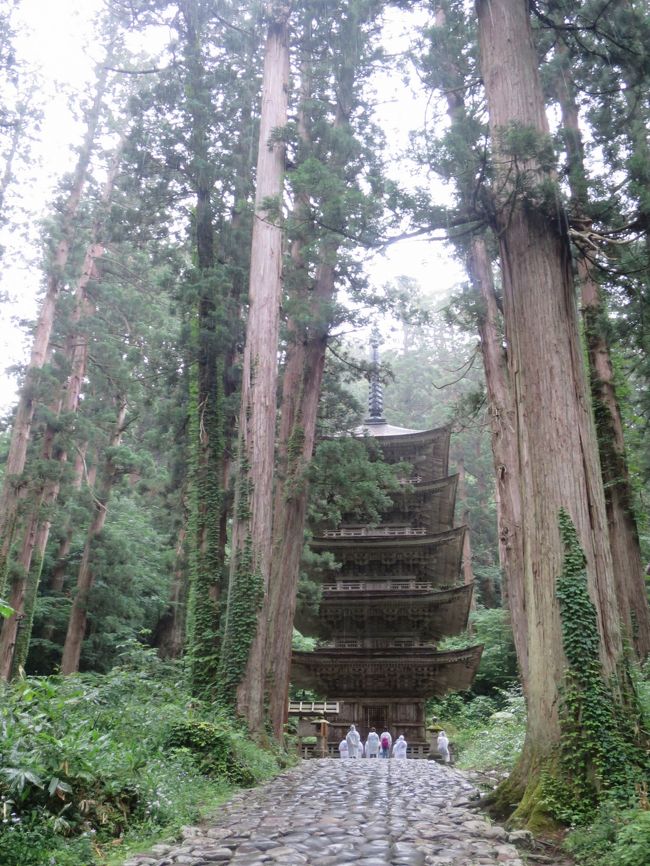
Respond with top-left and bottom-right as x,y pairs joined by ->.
291,644 -> 484,699
297,582 -> 475,642
310,526 -> 466,585
321,526 -> 427,539
321,579 -> 432,592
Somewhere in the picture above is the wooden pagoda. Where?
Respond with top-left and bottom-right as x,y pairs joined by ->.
291,334 -> 483,756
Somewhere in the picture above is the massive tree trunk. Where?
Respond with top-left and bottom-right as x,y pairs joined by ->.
467,236 -> 527,683
0,63 -> 108,590
266,261 -> 334,739
456,455 -> 477,597
180,0 -> 223,697
431,4 -> 527,682
60,400 -> 128,675
219,7 -> 290,733
553,38 -> 650,661
476,0 -> 623,819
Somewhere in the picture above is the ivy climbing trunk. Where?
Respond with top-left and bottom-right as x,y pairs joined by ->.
553,37 -> 650,661
180,0 -> 223,698
0,62 -> 108,593
60,399 -> 128,675
476,0 -> 623,823
219,6 -> 290,733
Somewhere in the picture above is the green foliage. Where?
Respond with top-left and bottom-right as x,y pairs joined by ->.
565,801 -> 650,866
308,437 -> 407,528
165,717 -> 276,787
437,606 -> 519,697
543,510 -> 649,825
0,816 -> 95,866
429,687 -> 526,774
0,649 -> 281,864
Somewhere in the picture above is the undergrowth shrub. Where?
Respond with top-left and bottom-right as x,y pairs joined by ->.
429,687 -> 526,774
0,645 -> 282,864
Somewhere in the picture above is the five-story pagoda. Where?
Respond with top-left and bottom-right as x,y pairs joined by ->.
291,334 -> 483,756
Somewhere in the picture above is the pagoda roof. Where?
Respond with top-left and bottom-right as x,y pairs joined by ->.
310,526 -> 466,584
291,644 -> 483,698
297,583 -> 474,641
354,421 -> 423,437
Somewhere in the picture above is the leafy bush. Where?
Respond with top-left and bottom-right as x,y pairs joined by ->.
429,687 -> 526,773
0,647 -> 281,863
0,815 -> 95,866
565,802 -> 650,866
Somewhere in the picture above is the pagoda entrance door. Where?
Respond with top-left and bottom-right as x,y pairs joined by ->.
363,704 -> 388,737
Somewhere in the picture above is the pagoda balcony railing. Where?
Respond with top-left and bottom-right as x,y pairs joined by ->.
322,579 -> 432,592
321,638 -> 437,649
321,526 -> 427,539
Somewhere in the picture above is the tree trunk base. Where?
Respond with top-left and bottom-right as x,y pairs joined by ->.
482,757 -> 561,835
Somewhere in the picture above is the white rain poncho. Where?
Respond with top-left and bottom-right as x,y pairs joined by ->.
437,730 -> 450,763
346,724 -> 361,758
338,739 -> 349,759
392,734 -> 408,759
365,730 -> 380,757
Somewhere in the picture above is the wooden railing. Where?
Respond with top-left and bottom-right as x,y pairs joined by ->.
288,701 -> 340,715
322,579 -> 431,592
322,526 -> 427,539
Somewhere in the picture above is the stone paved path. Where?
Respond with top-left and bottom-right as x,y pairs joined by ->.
124,759 -> 533,866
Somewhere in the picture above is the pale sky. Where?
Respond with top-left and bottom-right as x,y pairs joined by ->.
0,1 -> 464,415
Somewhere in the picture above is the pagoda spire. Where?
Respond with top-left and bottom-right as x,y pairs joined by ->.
366,327 -> 386,424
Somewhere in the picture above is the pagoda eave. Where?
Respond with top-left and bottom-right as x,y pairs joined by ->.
310,526 -> 465,550
291,645 -> 483,699
299,582 -> 475,641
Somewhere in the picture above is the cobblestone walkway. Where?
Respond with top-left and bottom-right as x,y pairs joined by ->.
124,759 -> 534,866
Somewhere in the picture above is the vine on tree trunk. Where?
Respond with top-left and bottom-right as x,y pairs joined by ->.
217,454 -> 264,712
540,509 -> 648,825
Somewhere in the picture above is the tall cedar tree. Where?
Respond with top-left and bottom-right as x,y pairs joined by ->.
475,0 -> 628,821
548,26 -> 650,660
266,0 -> 385,739
422,2 -> 527,683
0,60 -> 111,678
5,142 -> 125,677
219,2 -> 291,733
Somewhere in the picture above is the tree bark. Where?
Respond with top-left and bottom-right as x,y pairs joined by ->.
476,0 -> 622,814
467,236 -> 527,682
219,7 -> 290,733
553,37 -> 650,661
154,523 -> 188,660
456,454 -> 477,594
431,4 -> 526,682
60,400 -> 128,675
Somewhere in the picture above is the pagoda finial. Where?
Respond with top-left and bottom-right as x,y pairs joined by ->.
366,326 -> 386,424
